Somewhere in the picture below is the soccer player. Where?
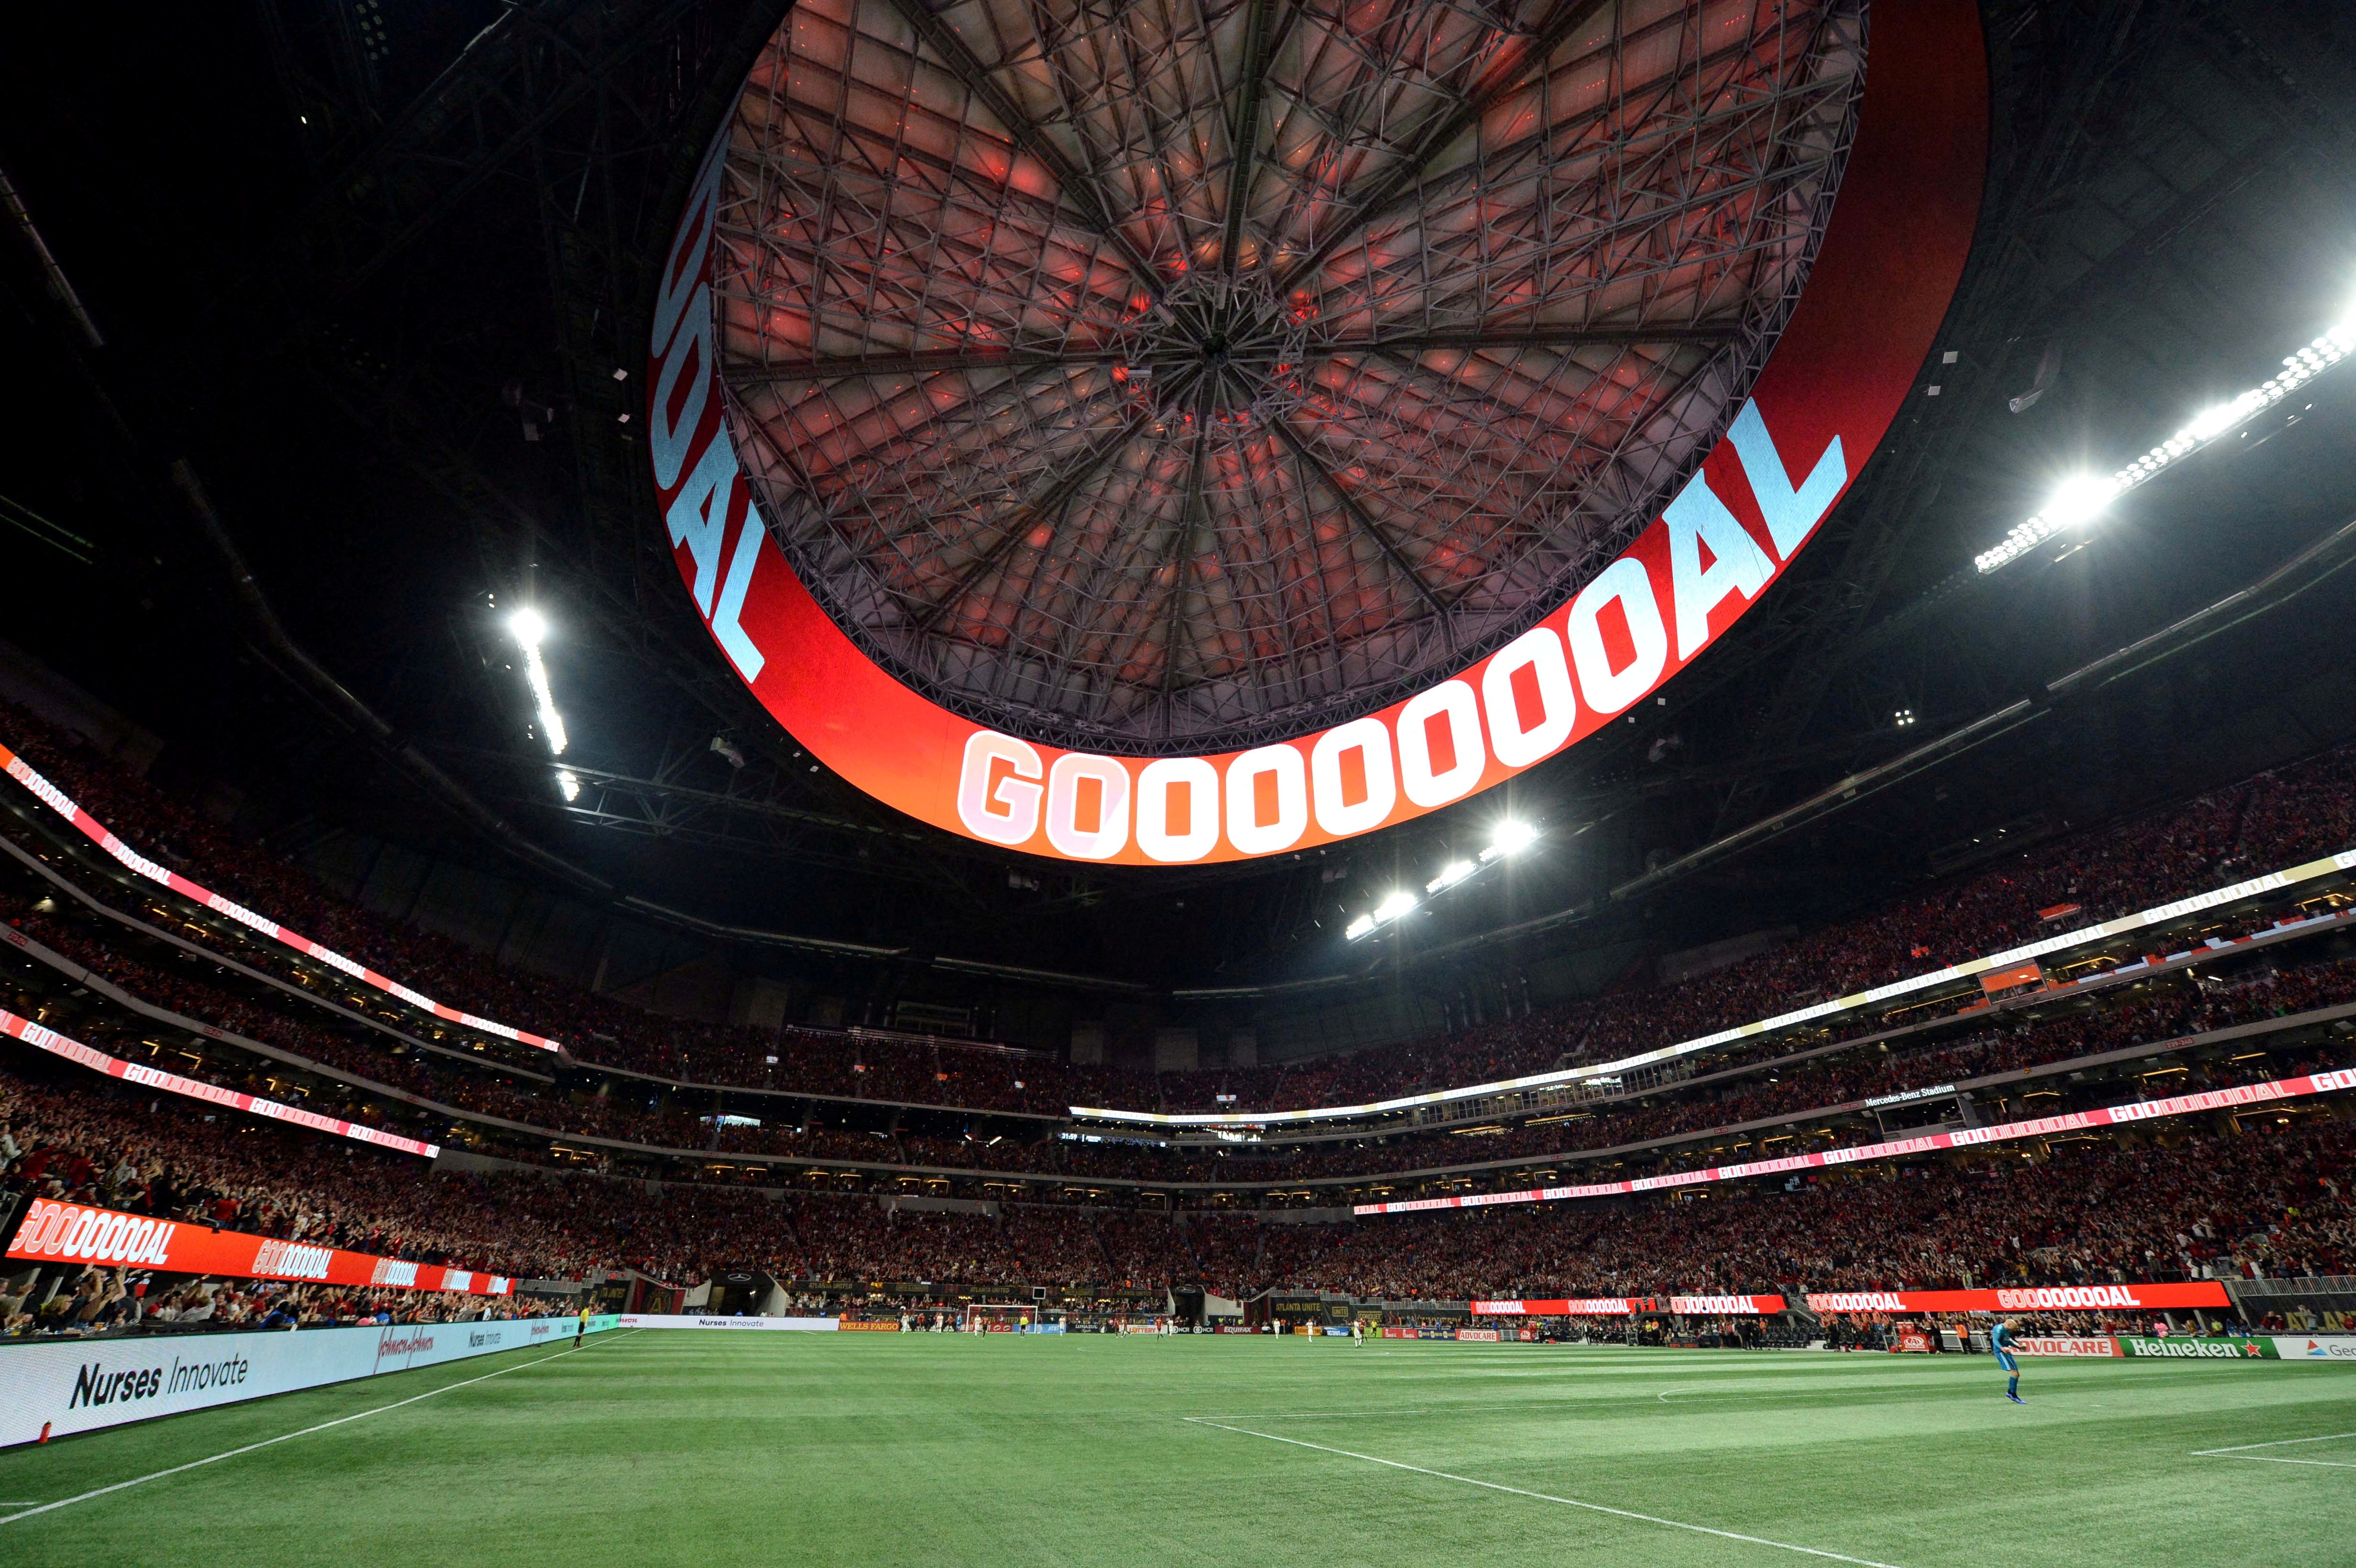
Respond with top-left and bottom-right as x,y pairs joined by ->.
1990,1316 -> 2025,1403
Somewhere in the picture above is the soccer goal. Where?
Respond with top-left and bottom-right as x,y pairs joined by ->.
960,1303 -> 1039,1332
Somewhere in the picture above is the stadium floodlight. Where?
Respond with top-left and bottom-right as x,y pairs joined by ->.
1975,315 -> 2354,575
2042,473 -> 2119,530
1344,914 -> 1375,940
1426,859 -> 1476,894
556,768 -> 581,803
507,607 -> 569,757
1482,820 -> 1538,860
1375,890 -> 1419,922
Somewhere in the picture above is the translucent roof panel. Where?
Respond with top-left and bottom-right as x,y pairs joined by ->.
716,0 -> 1864,751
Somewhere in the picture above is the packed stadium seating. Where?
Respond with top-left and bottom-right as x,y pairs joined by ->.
7,696 -> 2356,1123
6,871 -> 2348,1194
7,697 -> 2356,1342
8,1045 -> 2350,1330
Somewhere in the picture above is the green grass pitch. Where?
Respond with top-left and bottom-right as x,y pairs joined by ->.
4,1330 -> 2353,1566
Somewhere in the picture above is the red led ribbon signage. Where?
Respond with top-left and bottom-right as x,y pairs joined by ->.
1805,1284 -> 2230,1314
1471,1295 -> 1786,1316
2,1005 -> 440,1159
7,1198 -> 511,1296
0,744 -> 560,1051
1355,1070 -> 2356,1216
648,3 -> 1988,864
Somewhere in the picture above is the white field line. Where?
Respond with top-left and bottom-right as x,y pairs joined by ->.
2191,1430 -> 2356,1455
2198,1455 -> 2356,1469
0,1328 -> 646,1526
1182,1417 -> 1905,1568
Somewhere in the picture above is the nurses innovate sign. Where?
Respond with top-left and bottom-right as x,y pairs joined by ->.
0,1317 -> 602,1448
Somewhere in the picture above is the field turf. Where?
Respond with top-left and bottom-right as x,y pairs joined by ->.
3,1329 -> 2353,1565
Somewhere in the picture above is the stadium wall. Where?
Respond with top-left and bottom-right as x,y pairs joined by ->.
0,1315 -> 614,1447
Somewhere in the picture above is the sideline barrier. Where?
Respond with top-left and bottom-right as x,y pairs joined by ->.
1806,1283 -> 2230,1314
1360,1075 -> 2356,1216
2115,1335 -> 2273,1359
0,1314 -> 609,1447
6,1198 -> 508,1296
612,1314 -> 839,1331
0,1005 -> 441,1160
2277,1335 -> 2356,1361
1471,1295 -> 1786,1316
0,740 -> 561,1051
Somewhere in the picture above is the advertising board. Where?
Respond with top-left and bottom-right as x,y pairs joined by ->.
1471,1297 -> 1648,1317
2013,1337 -> 2120,1358
1669,1295 -> 1787,1316
611,1315 -> 840,1331
7,1198 -> 510,1296
0,1315 -> 601,1448
2275,1335 -> 2356,1361
2114,1336 -> 2275,1360
647,3 -> 1986,865
1806,1284 -> 2232,1315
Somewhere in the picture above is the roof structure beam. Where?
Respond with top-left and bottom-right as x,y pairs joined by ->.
1152,421 -> 1216,717
1335,323 -> 1738,355
1270,415 -> 1455,646
1272,0 -> 1614,296
913,401 -> 1165,632
1219,0 -> 1298,277
881,0 -> 1168,300
737,323 -> 1736,384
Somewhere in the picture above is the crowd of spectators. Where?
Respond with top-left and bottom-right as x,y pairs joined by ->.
7,702 -> 2356,1341
12,860 -> 2349,1194
5,699 -> 2356,1127
1189,1117 -> 2356,1304
7,1043 -> 2352,1316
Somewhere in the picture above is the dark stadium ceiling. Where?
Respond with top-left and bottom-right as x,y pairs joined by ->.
1,0 -> 2356,992
716,0 -> 1858,749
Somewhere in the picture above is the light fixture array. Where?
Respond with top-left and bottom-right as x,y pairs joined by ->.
1974,315 -> 2356,575
1345,821 -> 1538,941
507,608 -> 579,801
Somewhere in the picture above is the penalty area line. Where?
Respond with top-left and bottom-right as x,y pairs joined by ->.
0,1328 -> 647,1526
1181,1418 -> 1905,1568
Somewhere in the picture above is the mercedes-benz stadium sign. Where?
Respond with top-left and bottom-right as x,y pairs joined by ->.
649,1 -> 1985,864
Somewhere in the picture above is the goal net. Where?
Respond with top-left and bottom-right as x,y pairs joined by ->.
959,1303 -> 1039,1332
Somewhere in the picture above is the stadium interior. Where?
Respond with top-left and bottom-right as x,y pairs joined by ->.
1,1 -> 2354,1563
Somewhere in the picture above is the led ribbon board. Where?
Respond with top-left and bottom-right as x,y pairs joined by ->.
1,1005 -> 442,1158
6,1197 -> 509,1295
647,2 -> 1987,864
0,742 -> 561,1051
1471,1294 -> 1787,1315
1352,1068 -> 2356,1215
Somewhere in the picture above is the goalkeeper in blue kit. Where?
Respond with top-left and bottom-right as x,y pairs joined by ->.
1990,1317 -> 2025,1403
